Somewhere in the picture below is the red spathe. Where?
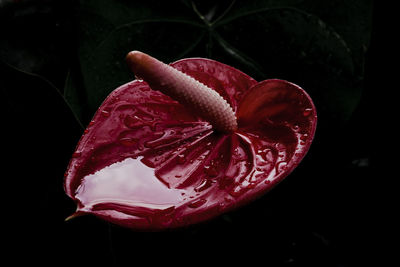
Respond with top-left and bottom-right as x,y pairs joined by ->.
64,58 -> 317,230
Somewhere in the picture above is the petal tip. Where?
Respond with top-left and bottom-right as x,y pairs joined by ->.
65,211 -> 85,222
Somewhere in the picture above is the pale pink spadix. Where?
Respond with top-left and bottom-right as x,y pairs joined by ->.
126,51 -> 238,133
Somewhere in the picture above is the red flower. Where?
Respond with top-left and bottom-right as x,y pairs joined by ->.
64,51 -> 317,230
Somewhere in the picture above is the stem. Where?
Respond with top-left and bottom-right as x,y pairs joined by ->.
126,51 -> 237,133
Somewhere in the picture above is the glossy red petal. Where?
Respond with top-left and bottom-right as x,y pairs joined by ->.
64,60 -> 317,230
236,79 -> 317,195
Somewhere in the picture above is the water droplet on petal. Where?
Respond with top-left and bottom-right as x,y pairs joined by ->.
204,164 -> 218,177
119,137 -> 137,146
177,154 -> 186,164
303,108 -> 313,117
144,131 -> 166,148
72,151 -> 82,158
300,134 -> 309,141
276,161 -> 288,173
188,198 -> 206,208
292,125 -> 299,132
142,114 -> 154,122
247,182 -> 257,189
234,91 -> 243,101
259,148 -> 274,162
101,110 -> 110,117
229,185 -> 243,197
194,179 -> 213,192
124,115 -> 141,128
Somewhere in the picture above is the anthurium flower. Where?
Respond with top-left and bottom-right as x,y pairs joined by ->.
64,51 -> 317,230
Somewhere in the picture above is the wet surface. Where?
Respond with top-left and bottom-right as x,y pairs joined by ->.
64,59 -> 316,229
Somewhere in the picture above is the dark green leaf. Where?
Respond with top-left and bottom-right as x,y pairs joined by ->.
76,0 -> 206,115
214,7 -> 360,122
71,0 -> 372,124
212,31 -> 267,78
218,0 -> 373,76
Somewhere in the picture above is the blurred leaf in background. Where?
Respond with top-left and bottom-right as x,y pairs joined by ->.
0,0 -> 372,128
69,0 -> 372,128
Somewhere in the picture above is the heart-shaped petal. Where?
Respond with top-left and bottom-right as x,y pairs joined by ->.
64,56 -> 316,230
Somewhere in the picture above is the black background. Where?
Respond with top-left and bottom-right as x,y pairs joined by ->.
1,1 -> 390,266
